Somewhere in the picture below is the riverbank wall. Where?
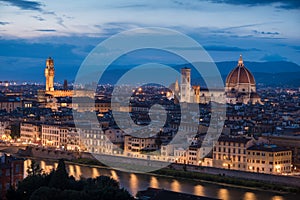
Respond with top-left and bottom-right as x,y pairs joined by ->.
14,146 -> 300,188
170,163 -> 300,188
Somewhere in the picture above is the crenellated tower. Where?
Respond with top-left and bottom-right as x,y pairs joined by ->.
45,57 -> 55,92
180,67 -> 191,102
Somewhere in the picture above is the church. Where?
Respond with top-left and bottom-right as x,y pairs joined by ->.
172,55 -> 261,104
225,55 -> 261,104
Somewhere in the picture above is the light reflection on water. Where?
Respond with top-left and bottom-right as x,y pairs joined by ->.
218,188 -> 229,200
110,170 -> 119,182
243,192 -> 257,200
171,179 -> 181,193
272,196 -> 284,200
92,168 -> 100,178
129,173 -> 139,195
194,185 -> 205,197
149,176 -> 159,188
23,159 -> 295,200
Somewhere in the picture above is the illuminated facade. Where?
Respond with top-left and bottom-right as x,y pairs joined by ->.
171,55 -> 260,104
124,135 -> 158,153
40,57 -> 73,100
45,57 -> 55,92
213,136 -> 255,171
246,144 -> 292,174
20,123 -> 41,144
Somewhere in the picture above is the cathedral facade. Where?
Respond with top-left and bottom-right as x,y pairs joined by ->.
172,55 -> 261,104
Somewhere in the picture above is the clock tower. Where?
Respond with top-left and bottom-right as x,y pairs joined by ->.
45,57 -> 55,91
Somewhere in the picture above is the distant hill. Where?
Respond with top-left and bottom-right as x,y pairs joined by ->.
215,61 -> 300,74
73,61 -> 300,87
175,61 -> 300,87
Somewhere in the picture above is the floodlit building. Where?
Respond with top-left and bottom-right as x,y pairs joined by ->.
124,135 -> 158,153
246,144 -> 292,174
20,122 -> 41,144
213,135 -> 255,171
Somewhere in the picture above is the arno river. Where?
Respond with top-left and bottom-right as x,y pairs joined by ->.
24,159 -> 298,200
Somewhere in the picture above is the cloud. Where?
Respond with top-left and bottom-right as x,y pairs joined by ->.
207,0 -> 300,9
291,46 -> 300,51
165,45 -> 260,52
0,0 -> 43,11
31,15 -> 45,21
56,17 -> 66,28
260,54 -> 287,62
35,29 -> 56,32
204,45 -> 260,52
0,21 -> 10,25
253,30 -> 280,36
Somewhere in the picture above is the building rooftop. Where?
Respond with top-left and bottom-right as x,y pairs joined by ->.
218,135 -> 252,144
247,144 -> 290,152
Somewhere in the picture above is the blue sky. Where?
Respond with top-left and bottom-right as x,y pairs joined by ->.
0,0 -> 299,82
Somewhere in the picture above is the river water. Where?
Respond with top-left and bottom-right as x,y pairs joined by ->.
23,159 -> 298,200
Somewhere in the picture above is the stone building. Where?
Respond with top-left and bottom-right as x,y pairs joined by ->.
246,144 -> 292,174
0,153 -> 24,199
213,135 -> 255,171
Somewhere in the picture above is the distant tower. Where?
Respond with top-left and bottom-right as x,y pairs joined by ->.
63,79 -> 68,90
45,57 -> 55,91
193,85 -> 200,103
180,67 -> 191,102
173,78 -> 180,103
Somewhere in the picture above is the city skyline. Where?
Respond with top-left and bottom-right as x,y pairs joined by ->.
1,1 -> 300,200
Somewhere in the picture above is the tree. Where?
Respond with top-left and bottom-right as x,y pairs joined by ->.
7,159 -> 134,200
48,159 -> 69,190
26,160 -> 43,176
10,123 -> 20,139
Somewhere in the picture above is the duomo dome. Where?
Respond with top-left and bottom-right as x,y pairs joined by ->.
225,55 -> 260,104
225,55 -> 256,94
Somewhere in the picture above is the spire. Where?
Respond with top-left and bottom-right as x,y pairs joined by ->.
238,54 -> 244,67
175,78 -> 179,92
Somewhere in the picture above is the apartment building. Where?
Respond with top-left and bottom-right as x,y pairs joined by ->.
124,135 -> 158,153
247,144 -> 292,174
213,136 -> 255,171
20,122 -> 41,143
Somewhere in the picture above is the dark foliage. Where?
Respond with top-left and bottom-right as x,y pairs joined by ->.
7,159 -> 134,200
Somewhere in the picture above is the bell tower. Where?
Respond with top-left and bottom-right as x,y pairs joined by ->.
45,57 -> 55,92
180,67 -> 191,102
